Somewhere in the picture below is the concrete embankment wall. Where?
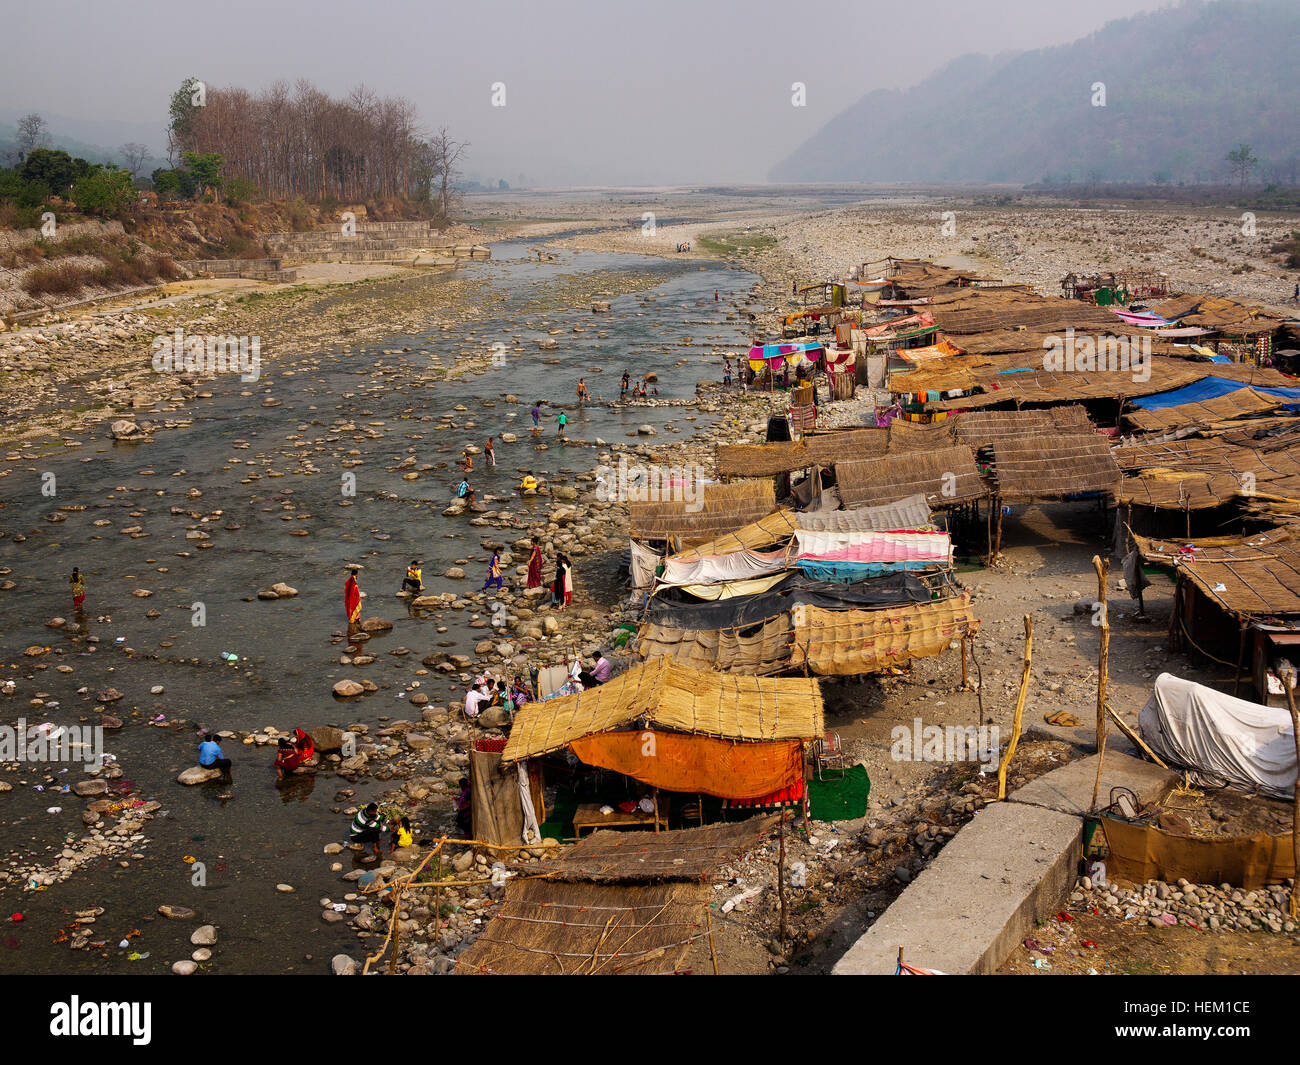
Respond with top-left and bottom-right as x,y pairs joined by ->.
832,751 -> 1175,975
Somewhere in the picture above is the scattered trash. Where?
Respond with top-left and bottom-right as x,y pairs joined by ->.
45,807 -> 62,814
788,861 -> 807,888
1031,957 -> 1051,969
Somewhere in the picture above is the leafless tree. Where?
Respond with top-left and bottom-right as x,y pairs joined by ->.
120,142 -> 151,177
428,127 -> 468,221
16,113 -> 50,159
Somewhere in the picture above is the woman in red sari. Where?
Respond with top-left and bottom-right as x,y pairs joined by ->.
275,728 -> 315,778
526,538 -> 544,589
344,567 -> 362,634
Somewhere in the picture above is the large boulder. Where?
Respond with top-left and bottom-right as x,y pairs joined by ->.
177,767 -> 222,786
332,679 -> 365,698
312,725 -> 347,752
110,420 -> 143,440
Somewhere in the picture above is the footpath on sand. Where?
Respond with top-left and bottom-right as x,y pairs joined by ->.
832,750 -> 1175,974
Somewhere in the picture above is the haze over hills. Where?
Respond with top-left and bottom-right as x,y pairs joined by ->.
771,0 -> 1300,186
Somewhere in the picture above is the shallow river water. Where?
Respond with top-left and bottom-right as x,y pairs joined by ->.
0,241 -> 759,973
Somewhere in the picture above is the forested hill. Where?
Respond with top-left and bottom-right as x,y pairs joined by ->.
770,0 -> 1300,186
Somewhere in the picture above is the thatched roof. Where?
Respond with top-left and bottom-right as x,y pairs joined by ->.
951,406 -> 1093,449
534,817 -> 777,883
628,479 -> 775,543
455,879 -> 709,975
635,616 -> 793,675
502,655 -> 824,761
1178,536 -> 1300,617
795,493 -> 933,532
986,431 -> 1121,502
790,592 -> 979,675
886,419 -> 958,453
716,429 -> 887,478
835,445 -> 985,508
1124,388 -> 1286,434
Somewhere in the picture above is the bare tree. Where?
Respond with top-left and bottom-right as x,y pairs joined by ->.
16,113 -> 50,159
120,142 -> 151,177
429,127 -> 468,221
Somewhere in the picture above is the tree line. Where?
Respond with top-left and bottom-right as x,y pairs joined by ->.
164,77 -> 465,216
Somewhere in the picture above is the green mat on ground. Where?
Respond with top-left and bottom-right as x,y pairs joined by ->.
808,764 -> 871,822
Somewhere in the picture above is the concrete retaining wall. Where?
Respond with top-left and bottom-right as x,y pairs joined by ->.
832,751 -> 1176,974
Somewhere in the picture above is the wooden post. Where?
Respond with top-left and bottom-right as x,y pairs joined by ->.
993,497 -> 1004,557
1089,555 -> 1111,814
1168,572 -> 1182,652
961,635 -> 969,690
1286,671 -> 1300,920
777,808 -> 789,945
1233,622 -> 1249,697
997,614 -> 1033,801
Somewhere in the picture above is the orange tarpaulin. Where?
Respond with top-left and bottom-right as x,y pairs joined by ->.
569,729 -> 804,800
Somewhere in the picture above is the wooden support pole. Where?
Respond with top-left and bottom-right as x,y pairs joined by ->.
1287,670 -> 1300,921
1234,622 -> 1249,697
997,614 -> 1033,801
961,635 -> 969,690
777,808 -> 789,945
1090,555 -> 1111,814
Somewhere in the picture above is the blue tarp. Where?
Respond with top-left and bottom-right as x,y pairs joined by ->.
1129,376 -> 1300,411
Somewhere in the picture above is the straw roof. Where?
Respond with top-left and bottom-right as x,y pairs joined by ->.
887,419 -> 959,453
790,592 -> 979,675
715,428 -> 887,478
1178,536 -> 1300,617
535,817 -> 777,883
952,406 -> 1094,449
986,431 -> 1121,502
1124,388 -> 1287,434
502,655 -> 825,762
835,445 -> 985,508
795,493 -> 933,532
455,879 -> 709,975
636,616 -> 793,676
1147,294 -> 1286,336
628,479 -> 775,543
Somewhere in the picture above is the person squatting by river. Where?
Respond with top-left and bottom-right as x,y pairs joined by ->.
402,560 -> 423,594
350,802 -> 385,858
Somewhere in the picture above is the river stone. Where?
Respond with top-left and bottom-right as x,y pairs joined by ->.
312,726 -> 347,751
159,904 -> 195,920
73,779 -> 108,797
191,924 -> 217,946
177,767 -> 222,785
361,617 -> 393,633
191,948 -> 212,962
332,954 -> 358,975
172,960 -> 198,975
333,680 -> 365,698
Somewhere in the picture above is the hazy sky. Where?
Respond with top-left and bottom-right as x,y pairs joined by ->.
3,0 -> 1182,186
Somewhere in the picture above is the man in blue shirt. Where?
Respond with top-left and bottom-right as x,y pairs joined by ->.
198,734 -> 232,780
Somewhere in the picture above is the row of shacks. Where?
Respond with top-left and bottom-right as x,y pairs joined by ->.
473,257 -> 1300,858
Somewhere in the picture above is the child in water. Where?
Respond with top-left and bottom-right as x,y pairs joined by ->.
390,816 -> 413,851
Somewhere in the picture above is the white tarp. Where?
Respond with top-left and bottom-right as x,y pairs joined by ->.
629,539 -> 661,590
1138,672 -> 1297,799
659,547 -> 789,587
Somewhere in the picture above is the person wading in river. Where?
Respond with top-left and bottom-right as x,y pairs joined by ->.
344,567 -> 362,637
69,567 -> 86,612
556,410 -> 567,440
484,437 -> 496,467
483,550 -> 503,591
526,538 -> 544,588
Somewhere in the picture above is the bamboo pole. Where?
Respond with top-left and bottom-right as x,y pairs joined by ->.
1090,555 -> 1111,814
1286,671 -> 1300,921
997,614 -> 1033,801
777,809 -> 788,946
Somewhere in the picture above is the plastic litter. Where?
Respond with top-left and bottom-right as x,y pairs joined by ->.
46,806 -> 62,814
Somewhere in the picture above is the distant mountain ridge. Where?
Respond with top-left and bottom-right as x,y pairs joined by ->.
770,0 -> 1300,185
